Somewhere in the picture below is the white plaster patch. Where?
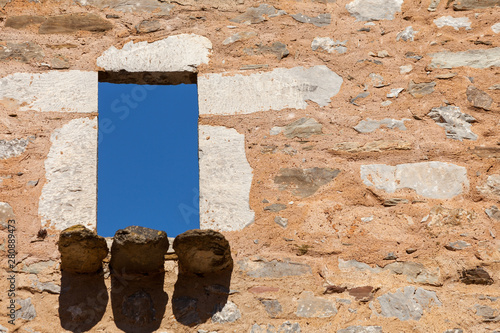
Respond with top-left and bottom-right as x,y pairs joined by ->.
346,0 -> 404,21
0,138 -> 30,159
96,34 -> 212,72
434,16 -> 471,30
360,161 -> 469,199
199,125 -> 254,231
198,66 -> 343,115
0,71 -> 97,113
39,118 -> 97,230
492,23 -> 500,34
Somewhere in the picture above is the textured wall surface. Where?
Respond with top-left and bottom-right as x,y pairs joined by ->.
0,0 -> 499,332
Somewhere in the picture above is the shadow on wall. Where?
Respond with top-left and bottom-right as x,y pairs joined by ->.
172,229 -> 233,326
58,225 -> 233,331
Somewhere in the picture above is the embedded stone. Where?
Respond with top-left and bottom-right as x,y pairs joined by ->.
211,301 -> 241,323
274,167 -> 340,198
122,290 -> 156,324
425,205 -> 474,227
274,216 -> 288,228
223,31 -> 257,45
75,0 -> 173,14
50,55 -> 70,69
0,42 -> 44,63
475,304 -> 500,321
38,13 -> 113,34
486,206 -> 500,221
453,0 -> 500,10
348,286 -> 374,301
428,106 -> 477,141
244,42 -> 289,60
296,291 -> 337,318
434,16 -> 471,30
264,204 -> 287,212
460,267 -> 493,285
260,299 -> 282,318
16,298 -> 36,320
383,198 -> 409,206
136,20 -> 161,33
384,261 -> 441,286
291,13 -> 331,27
466,86 -> 493,111
360,162 -> 469,199
0,202 -> 15,229
354,118 -> 408,133
58,225 -> 108,274
238,259 -> 312,278
444,330 -> 463,333
311,37 -> 347,54
408,80 -> 435,97
0,138 -> 29,159
173,229 -> 232,275
5,15 -> 46,29
396,26 -> 417,41
284,118 -> 322,138
198,66 -> 343,115
387,88 -> 404,98
429,48 -> 500,69
492,23 -> 500,33
445,240 -> 470,251
251,321 -> 301,333
110,226 -> 169,274
97,34 -> 211,72
248,286 -> 280,294
346,0 -> 403,21
338,326 -> 383,333
477,175 -> 500,199
330,140 -> 412,153
471,147 -> 500,158
373,286 -> 441,321
230,4 -> 286,24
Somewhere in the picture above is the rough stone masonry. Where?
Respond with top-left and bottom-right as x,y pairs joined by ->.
0,0 -> 499,332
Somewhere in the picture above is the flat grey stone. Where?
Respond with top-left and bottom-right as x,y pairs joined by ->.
383,198 -> 409,206
238,259 -> 311,278
466,86 -> 493,111
274,167 -> 340,198
354,118 -> 408,133
199,126 -> 254,231
477,174 -> 500,199
37,13 -> 112,34
58,225 -> 108,274
452,0 -> 500,10
486,206 -> 500,221
346,0 -> 403,21
434,16 -> 471,30
16,298 -> 37,320
230,4 -> 286,24
387,88 -> 404,98
21,261 -> 56,274
198,66 -> 343,115
292,13 -> 331,27
5,15 -> 46,29
350,92 -> 370,106
0,324 -> 7,332
339,258 -> 382,273
492,23 -> 500,33
274,216 -> 288,228
244,42 -> 289,60
135,20 -> 161,33
39,118 -> 97,230
337,326 -> 383,333
284,118 -> 322,138
211,301 -> 241,323
296,291 -> 337,318
475,304 -> 500,322
396,26 -> 417,41
428,0 -> 441,11
408,80 -> 435,97
373,286 -> 441,321
260,299 -> 282,318
75,0 -> 173,14
223,31 -> 257,45
361,162 -> 469,199
445,240 -> 470,251
97,34 -> 212,72
251,321 -> 301,333
311,37 -> 347,54
429,48 -> 500,69
428,106 -> 477,141
0,42 -> 44,63
443,330 -> 463,333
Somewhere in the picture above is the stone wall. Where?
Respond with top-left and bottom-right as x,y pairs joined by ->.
0,0 -> 499,332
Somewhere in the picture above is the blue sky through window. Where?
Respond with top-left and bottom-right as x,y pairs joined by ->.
97,82 -> 199,238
